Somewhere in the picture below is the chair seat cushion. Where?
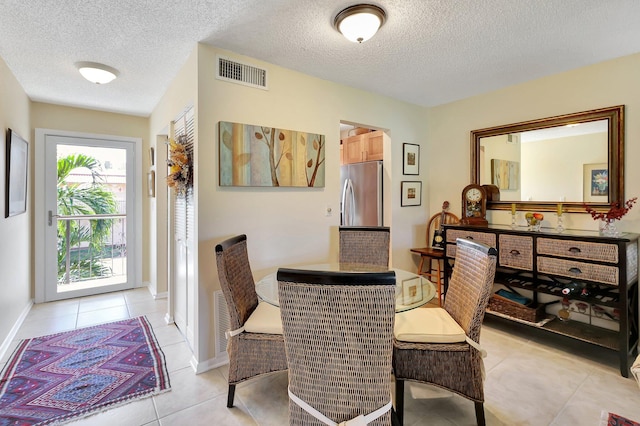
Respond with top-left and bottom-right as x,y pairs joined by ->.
394,307 -> 466,343
244,301 -> 283,335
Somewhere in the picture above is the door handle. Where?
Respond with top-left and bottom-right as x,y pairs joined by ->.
48,210 -> 59,226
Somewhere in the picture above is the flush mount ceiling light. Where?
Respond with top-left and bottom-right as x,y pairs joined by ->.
76,61 -> 119,84
334,4 -> 386,43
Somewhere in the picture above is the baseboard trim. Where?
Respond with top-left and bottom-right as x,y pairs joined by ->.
143,282 -> 167,300
191,353 -> 229,374
0,300 -> 33,362
153,291 -> 168,300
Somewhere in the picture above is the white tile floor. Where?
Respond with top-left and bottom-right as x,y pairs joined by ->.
1,289 -> 639,425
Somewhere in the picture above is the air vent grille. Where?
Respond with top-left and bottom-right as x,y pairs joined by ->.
217,56 -> 268,90
214,290 -> 231,356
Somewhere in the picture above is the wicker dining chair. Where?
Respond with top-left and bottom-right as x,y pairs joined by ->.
277,268 -> 398,426
339,226 -> 390,267
393,238 -> 498,426
214,234 -> 288,408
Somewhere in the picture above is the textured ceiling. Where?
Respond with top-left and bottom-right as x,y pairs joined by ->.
1,0 -> 639,117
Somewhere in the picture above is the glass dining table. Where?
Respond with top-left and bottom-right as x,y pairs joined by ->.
255,263 -> 436,312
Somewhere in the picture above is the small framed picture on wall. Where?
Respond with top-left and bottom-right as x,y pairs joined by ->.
401,181 -> 422,207
403,143 -> 420,175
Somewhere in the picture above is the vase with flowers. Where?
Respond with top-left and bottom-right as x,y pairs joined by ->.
584,197 -> 637,237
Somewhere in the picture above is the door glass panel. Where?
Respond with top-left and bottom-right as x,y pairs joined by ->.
56,144 -> 127,293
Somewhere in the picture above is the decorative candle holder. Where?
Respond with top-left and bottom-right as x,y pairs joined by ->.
556,203 -> 565,233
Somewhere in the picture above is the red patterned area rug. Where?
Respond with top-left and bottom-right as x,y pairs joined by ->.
601,410 -> 640,426
0,316 -> 170,425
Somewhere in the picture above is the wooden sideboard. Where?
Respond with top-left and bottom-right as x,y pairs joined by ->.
443,224 -> 639,377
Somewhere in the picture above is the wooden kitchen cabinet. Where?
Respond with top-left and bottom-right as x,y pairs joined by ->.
341,130 -> 383,164
444,223 -> 639,377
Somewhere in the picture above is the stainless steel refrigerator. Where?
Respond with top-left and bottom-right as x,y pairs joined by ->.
340,161 -> 383,226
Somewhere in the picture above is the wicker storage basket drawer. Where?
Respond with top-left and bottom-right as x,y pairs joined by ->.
537,238 -> 618,263
487,294 -> 546,322
446,229 -> 496,249
499,234 -> 533,270
537,256 -> 619,286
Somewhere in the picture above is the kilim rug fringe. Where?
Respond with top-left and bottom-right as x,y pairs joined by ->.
0,316 -> 171,425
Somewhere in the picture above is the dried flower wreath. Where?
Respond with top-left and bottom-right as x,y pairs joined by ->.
167,134 -> 191,195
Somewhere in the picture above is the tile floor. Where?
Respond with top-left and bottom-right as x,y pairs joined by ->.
1,288 -> 639,425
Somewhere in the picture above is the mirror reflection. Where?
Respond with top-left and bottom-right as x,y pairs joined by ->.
471,105 -> 624,213
479,120 -> 608,202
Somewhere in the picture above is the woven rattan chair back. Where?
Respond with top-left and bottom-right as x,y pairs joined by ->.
277,268 -> 396,426
215,234 -> 288,408
339,226 -> 390,267
443,238 -> 498,342
393,238 -> 497,426
215,234 -> 258,331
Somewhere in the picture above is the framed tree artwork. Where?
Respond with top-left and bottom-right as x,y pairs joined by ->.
218,121 -> 325,187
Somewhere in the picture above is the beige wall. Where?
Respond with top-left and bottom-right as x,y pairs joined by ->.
0,56 -> 31,349
427,53 -> 640,233
190,44 -> 428,362
31,103 -> 148,139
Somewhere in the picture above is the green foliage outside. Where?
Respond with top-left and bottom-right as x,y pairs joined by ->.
57,154 -> 118,283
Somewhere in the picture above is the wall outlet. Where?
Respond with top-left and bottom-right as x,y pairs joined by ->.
325,205 -> 333,217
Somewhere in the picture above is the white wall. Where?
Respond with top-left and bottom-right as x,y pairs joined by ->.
427,53 -> 640,233
0,56 -> 31,353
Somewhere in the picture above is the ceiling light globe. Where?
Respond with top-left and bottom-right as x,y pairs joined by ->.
339,12 -> 381,43
76,62 -> 119,84
334,4 -> 386,43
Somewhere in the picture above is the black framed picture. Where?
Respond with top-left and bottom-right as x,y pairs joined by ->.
403,143 -> 420,175
401,181 -> 422,207
5,129 -> 29,218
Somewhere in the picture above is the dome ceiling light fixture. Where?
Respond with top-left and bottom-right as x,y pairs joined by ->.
76,61 -> 119,84
334,4 -> 386,43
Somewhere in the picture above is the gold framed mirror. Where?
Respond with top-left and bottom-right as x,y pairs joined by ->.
471,105 -> 624,213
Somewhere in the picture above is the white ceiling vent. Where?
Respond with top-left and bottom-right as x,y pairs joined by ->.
216,56 -> 268,90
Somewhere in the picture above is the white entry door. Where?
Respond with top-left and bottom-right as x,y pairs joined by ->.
36,129 -> 141,302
